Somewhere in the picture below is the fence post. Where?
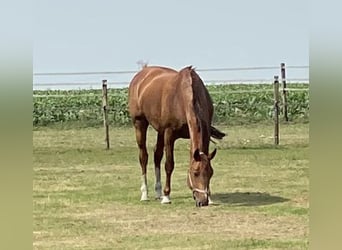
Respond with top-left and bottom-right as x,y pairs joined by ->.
273,76 -> 280,145
102,80 -> 110,149
281,63 -> 289,122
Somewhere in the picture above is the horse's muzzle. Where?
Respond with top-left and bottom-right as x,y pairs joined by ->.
195,199 -> 209,207
193,189 -> 209,207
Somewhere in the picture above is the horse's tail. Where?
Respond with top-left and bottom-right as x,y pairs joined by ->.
210,126 -> 226,140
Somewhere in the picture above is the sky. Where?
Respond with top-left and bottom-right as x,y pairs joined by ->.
33,0 -> 309,89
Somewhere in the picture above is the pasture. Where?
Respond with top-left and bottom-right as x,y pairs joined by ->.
33,123 -> 309,249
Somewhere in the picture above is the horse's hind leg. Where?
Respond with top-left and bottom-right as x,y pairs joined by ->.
133,118 -> 149,201
154,132 -> 164,199
161,128 -> 175,204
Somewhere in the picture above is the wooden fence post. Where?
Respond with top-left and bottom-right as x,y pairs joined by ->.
102,80 -> 110,149
281,63 -> 289,122
274,76 -> 280,145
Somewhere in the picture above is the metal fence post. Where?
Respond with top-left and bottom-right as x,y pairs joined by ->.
281,63 -> 289,122
102,80 -> 110,149
274,76 -> 280,145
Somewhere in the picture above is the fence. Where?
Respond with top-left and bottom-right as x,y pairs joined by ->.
33,63 -> 309,146
33,63 -> 308,90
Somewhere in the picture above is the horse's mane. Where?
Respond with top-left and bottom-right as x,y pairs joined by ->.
191,69 -> 213,111
188,67 -> 213,150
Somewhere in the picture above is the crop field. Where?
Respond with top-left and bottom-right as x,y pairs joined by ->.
33,122 -> 309,249
33,83 -> 309,127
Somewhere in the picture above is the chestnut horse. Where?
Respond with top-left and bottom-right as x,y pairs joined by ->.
128,65 -> 225,207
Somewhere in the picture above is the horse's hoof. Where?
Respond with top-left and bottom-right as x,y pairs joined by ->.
155,191 -> 162,200
140,193 -> 149,201
161,195 -> 171,204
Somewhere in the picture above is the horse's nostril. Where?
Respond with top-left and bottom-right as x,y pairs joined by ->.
197,200 -> 209,207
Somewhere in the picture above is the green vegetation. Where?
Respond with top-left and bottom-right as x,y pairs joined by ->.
33,124 -> 309,249
33,83 -> 309,127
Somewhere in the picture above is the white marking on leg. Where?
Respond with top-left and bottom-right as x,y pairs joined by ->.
208,189 -> 214,205
140,174 -> 149,201
208,196 -> 214,205
155,168 -> 162,199
161,195 -> 171,204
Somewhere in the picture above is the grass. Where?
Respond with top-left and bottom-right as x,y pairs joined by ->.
33,123 -> 309,249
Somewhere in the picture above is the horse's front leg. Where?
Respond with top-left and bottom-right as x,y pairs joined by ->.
208,167 -> 214,205
208,188 -> 214,205
161,129 -> 175,204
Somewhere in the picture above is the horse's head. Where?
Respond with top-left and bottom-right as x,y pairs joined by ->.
187,148 -> 216,207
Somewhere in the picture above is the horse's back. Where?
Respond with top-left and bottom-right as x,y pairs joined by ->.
128,66 -> 185,129
128,66 -> 178,110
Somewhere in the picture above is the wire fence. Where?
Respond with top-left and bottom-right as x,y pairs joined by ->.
33,64 -> 309,144
33,64 -> 309,90
33,75 -> 309,142
33,65 -> 309,76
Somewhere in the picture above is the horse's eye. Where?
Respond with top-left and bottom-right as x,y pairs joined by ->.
194,171 -> 200,177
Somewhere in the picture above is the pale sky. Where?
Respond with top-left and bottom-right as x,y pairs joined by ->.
33,0 -> 308,89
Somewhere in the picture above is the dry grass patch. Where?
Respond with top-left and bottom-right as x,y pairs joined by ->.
33,124 -> 309,249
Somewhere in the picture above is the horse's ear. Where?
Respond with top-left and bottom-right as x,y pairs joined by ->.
208,148 -> 217,160
180,65 -> 193,72
193,149 -> 201,161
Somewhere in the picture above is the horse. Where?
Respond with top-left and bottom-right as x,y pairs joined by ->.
128,65 -> 225,207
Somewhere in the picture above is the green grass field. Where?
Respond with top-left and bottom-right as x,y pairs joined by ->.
33,123 -> 309,249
